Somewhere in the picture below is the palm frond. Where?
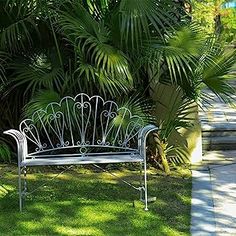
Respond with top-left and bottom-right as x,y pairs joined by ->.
167,146 -> 190,165
0,141 -> 12,163
116,0 -> 184,51
203,52 -> 236,81
144,25 -> 204,84
156,87 -> 196,141
74,59 -> 132,98
106,94 -> 155,145
167,24 -> 203,56
1,0 -> 40,52
0,51 -> 9,83
82,0 -> 111,21
58,3 -> 133,96
196,41 -> 236,103
10,54 -> 65,95
91,43 -> 132,81
117,94 -> 155,125
58,1 -> 101,41
24,90 -> 61,118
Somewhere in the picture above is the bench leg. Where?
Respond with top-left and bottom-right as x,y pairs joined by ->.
139,162 -> 148,211
144,160 -> 148,211
23,166 -> 27,195
139,162 -> 143,201
18,166 -> 27,212
18,166 -> 23,212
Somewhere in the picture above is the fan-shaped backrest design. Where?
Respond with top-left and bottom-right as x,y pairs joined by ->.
19,94 -> 144,155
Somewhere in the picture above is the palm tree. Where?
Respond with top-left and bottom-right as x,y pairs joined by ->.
0,0 -> 235,170
0,0 -> 185,130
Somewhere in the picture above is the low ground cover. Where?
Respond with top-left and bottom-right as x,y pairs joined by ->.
0,164 -> 191,236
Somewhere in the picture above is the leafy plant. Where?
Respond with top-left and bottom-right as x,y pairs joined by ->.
0,0 -> 235,173
0,139 -> 12,163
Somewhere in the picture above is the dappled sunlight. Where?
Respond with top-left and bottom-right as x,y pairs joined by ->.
192,164 -> 236,234
55,226 -> 104,236
0,184 -> 15,199
178,195 -> 192,205
210,165 -> 236,234
30,202 -> 57,213
0,165 -> 191,235
26,174 -> 37,180
37,173 -> 76,181
130,211 -> 156,227
159,225 -> 187,236
0,186 -> 8,198
18,221 -> 43,231
78,203 -> 118,222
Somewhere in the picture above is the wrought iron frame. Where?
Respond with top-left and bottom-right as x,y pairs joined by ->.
4,93 -> 158,212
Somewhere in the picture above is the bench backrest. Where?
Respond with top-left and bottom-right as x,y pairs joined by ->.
19,93 -> 144,155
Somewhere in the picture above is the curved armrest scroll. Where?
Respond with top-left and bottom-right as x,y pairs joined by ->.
138,125 -> 159,158
3,129 -> 27,163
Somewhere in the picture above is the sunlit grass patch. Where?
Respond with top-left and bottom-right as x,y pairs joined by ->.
0,184 -> 15,199
0,164 -> 191,236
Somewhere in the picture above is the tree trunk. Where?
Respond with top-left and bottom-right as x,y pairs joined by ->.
153,133 -> 170,175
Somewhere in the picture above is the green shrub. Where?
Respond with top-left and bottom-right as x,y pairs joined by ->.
0,142 -> 12,163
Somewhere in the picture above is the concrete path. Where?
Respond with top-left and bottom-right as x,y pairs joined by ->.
191,151 -> 236,236
211,164 -> 236,235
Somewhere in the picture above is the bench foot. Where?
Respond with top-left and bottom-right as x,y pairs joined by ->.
140,196 -> 157,203
19,194 -> 22,212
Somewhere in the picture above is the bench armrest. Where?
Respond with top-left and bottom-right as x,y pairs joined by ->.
138,125 -> 158,159
3,129 -> 27,163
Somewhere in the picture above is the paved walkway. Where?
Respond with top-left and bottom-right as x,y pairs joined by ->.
191,151 -> 236,235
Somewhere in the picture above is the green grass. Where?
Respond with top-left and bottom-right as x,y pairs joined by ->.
0,164 -> 192,236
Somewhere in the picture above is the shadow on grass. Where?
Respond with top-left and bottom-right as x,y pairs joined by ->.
0,165 -> 191,236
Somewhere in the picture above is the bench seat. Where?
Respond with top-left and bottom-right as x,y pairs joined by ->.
21,154 -> 143,166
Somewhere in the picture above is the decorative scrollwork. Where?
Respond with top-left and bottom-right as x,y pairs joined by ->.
75,103 -> 82,109
56,140 -> 69,148
21,122 -> 44,150
118,139 -> 130,148
97,140 -> 111,146
19,93 -> 144,154
79,146 -> 87,154
35,143 -> 47,152
76,140 -> 90,146
97,140 -> 102,145
103,111 -> 116,118
49,112 -> 61,121
83,102 -> 90,109
22,124 -> 36,134
75,101 -> 90,109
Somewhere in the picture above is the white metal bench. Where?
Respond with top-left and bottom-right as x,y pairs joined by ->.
4,93 -> 158,211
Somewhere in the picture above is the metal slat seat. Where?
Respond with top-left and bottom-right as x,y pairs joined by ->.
22,154 -> 143,166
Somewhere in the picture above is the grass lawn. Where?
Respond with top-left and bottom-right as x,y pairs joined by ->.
0,164 -> 192,236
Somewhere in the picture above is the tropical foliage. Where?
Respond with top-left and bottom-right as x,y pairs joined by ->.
0,0 -> 235,172
221,7 -> 236,43
192,0 -> 236,44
